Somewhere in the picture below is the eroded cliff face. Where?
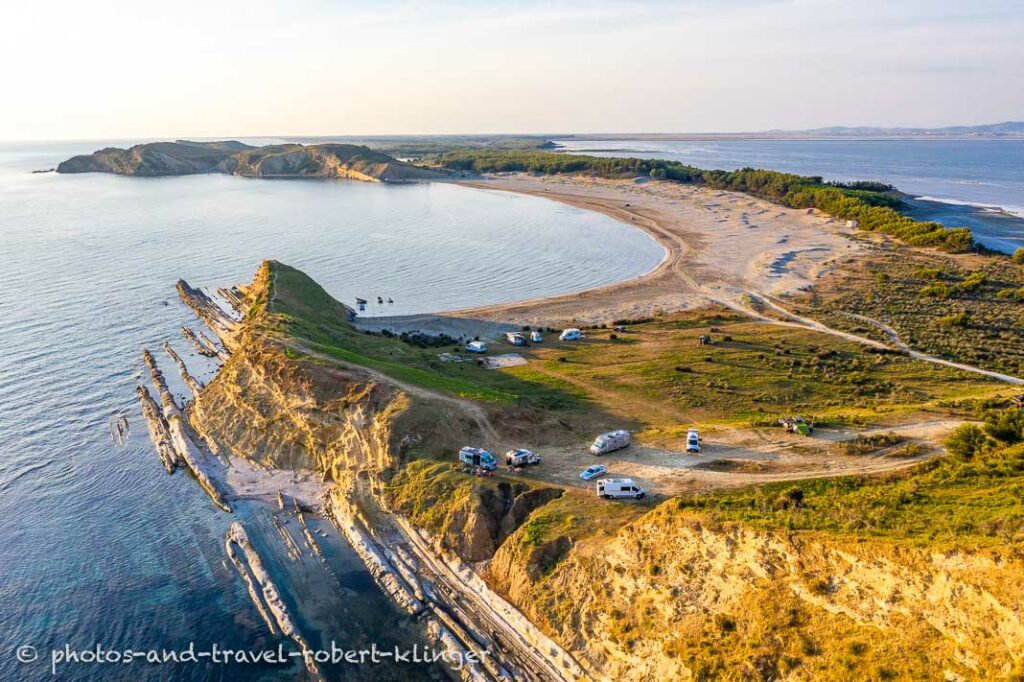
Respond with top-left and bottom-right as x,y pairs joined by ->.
191,338 -> 404,475
488,503 -> 1024,681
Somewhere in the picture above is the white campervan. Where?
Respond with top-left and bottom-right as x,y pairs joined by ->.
590,430 -> 630,455
597,478 -> 646,500
686,428 -> 701,454
559,328 -> 582,341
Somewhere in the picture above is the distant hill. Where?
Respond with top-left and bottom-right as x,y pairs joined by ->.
561,121 -> 1024,142
56,141 -> 443,182
775,121 -> 1024,138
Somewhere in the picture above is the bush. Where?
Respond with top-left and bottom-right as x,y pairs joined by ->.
959,272 -> 987,292
983,409 -> 1024,444
920,282 -> 953,299
914,266 -> 943,280
1014,248 -> 1024,264
938,312 -> 970,327
945,424 -> 992,459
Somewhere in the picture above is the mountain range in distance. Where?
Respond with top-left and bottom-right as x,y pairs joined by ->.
560,121 -> 1024,141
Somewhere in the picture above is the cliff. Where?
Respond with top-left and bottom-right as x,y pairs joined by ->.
57,140 -> 253,176
57,141 -> 442,182
189,261 -> 1024,680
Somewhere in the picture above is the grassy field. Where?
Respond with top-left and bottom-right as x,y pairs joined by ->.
789,244 -> 1024,376
676,439 -> 1024,548
262,262 -> 1002,444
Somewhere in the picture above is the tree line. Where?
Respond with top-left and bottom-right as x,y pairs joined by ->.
439,151 -> 973,253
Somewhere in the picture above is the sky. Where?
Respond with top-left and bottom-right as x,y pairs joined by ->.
1,0 -> 1022,140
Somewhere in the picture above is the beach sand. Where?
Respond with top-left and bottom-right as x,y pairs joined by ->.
446,174 -> 867,327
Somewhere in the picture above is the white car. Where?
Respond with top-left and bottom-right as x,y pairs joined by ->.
579,464 -> 608,481
465,340 -> 487,353
559,328 -> 582,341
530,331 -> 543,343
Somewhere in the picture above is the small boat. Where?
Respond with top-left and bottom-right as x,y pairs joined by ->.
387,297 -> 394,304
377,296 -> 384,304
355,297 -> 368,305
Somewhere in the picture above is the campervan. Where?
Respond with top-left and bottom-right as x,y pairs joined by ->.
505,332 -> 526,346
559,328 -> 582,341
590,430 -> 630,455
506,448 -> 541,467
459,447 -> 497,470
597,478 -> 646,500
530,331 -> 543,343
465,341 -> 487,353
686,428 -> 701,454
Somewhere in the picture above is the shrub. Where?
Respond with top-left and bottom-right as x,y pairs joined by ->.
959,272 -> 987,292
914,266 -> 943,280
983,409 -> 1024,444
1014,248 -> 1024,264
920,282 -> 953,299
945,424 -> 992,459
938,312 -> 970,327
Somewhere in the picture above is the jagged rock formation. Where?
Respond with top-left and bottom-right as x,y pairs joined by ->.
57,140 -> 442,182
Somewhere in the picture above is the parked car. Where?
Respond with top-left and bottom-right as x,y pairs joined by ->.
780,416 -> 814,435
505,332 -> 526,346
597,478 -> 645,500
506,448 -> 541,467
465,340 -> 487,353
459,446 -> 497,470
686,428 -> 701,454
559,328 -> 583,341
579,464 -> 608,481
590,429 -> 631,455
530,330 -> 543,343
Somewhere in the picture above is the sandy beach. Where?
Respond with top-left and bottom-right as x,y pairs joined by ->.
448,174 -> 868,327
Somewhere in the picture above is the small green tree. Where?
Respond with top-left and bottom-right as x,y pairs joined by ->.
945,424 -> 992,459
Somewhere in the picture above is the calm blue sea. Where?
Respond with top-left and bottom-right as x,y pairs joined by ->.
555,138 -> 1024,253
0,141 -> 665,681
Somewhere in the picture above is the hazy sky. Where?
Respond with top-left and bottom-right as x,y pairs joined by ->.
2,0 -> 1021,140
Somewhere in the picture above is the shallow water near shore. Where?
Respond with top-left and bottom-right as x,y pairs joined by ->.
0,142 -> 665,681
557,137 -> 1024,253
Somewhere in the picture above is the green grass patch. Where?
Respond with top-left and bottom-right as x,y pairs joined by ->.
675,442 -> 1024,547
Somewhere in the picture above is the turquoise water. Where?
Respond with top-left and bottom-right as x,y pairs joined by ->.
0,142 -> 665,681
556,138 -> 1024,253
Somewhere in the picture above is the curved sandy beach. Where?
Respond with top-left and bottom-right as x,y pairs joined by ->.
445,174 -> 868,326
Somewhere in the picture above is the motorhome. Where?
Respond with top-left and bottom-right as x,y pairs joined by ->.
686,428 -> 701,454
506,448 -> 541,467
559,328 -> 582,341
590,430 -> 630,455
597,478 -> 646,499
459,447 -> 497,470
465,340 -> 487,353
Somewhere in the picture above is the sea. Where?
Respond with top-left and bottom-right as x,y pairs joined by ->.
554,138 -> 1024,254
1,136 -> 1020,681
0,140 -> 665,681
